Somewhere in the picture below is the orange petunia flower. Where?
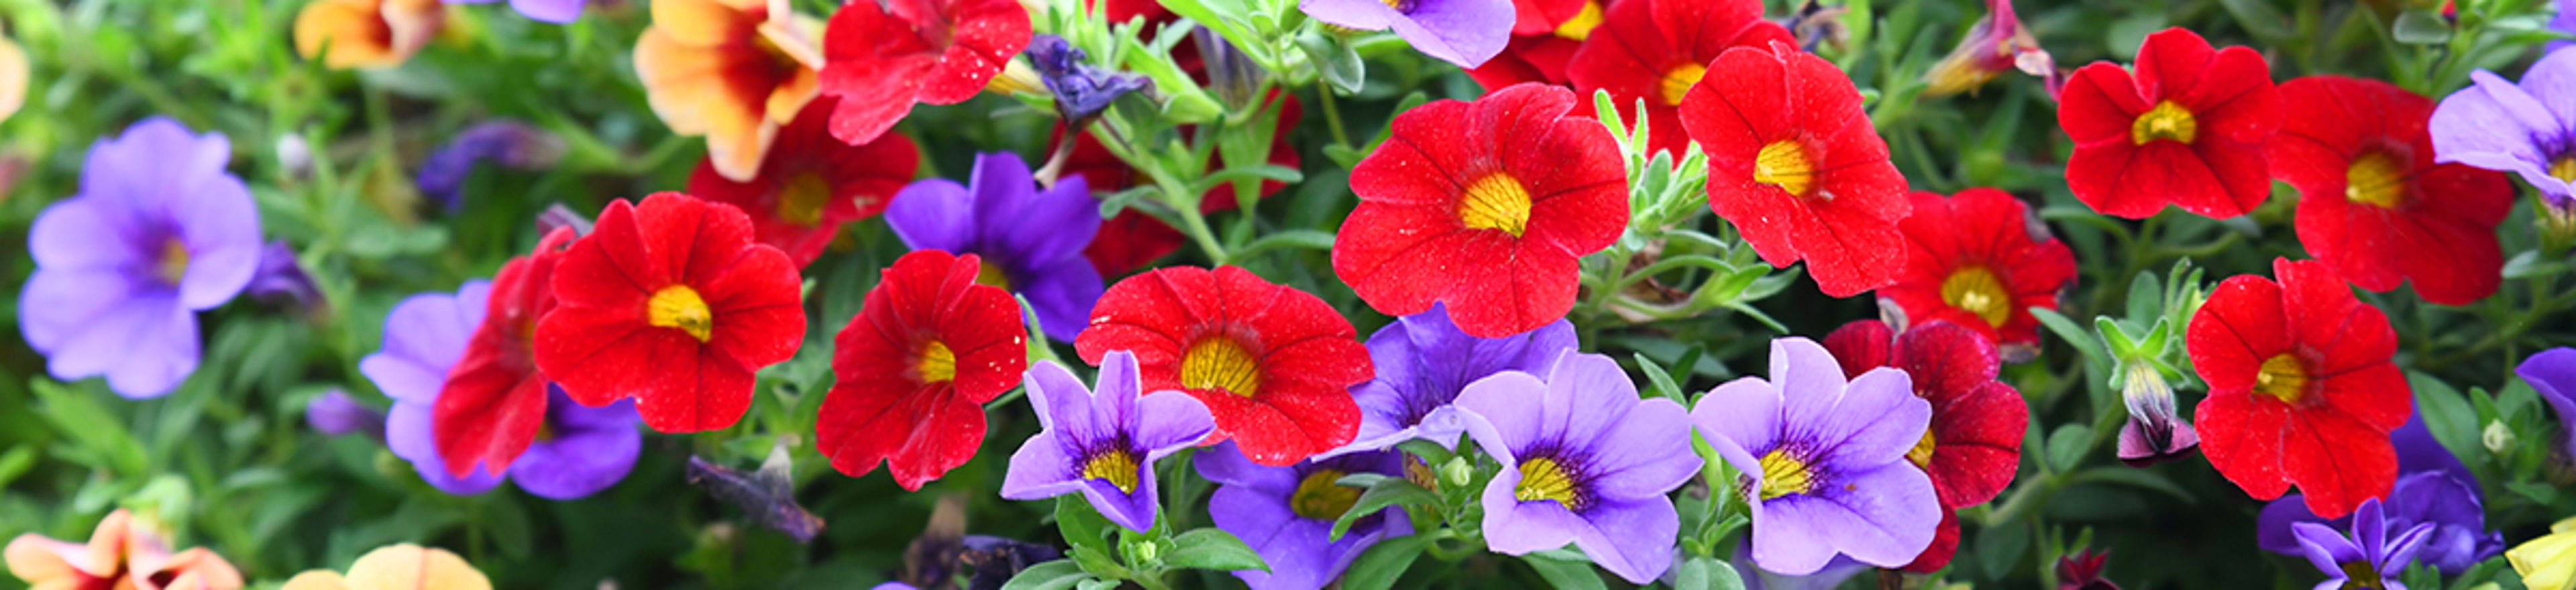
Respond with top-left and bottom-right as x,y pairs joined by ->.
635,0 -> 826,182
293,0 -> 445,70
4,510 -> 244,590
280,544 -> 492,590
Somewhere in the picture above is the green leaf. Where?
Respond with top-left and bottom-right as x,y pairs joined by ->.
1978,518 -> 2031,579
1330,477 -> 1438,542
1187,164 -> 1305,195
2410,372 -> 2479,464
1097,185 -> 1160,219
2031,308 -> 2110,371
2125,271 -> 2162,324
1165,528 -> 1270,572
482,497 -> 535,560
1000,560 -> 1095,590
1671,556 -> 1745,590
29,378 -> 148,477
1057,495 -> 1118,548
1521,552 -> 1609,590
2046,424 -> 2092,473
2506,481 -> 2561,504
1340,532 -> 1437,590
1635,352 -> 1685,404
1236,229 -> 1337,259
1296,32 -> 1364,95
2392,9 -> 2455,44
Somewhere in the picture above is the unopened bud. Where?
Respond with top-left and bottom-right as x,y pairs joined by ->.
1440,457 -> 1472,489
2483,420 -> 2517,455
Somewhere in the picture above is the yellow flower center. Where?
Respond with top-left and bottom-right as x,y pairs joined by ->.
1458,173 -> 1533,237
1181,336 -> 1261,398
2552,156 -> 2576,183
1908,430 -> 1937,469
647,285 -> 714,342
156,237 -> 190,285
2131,101 -> 2198,145
531,422 -> 555,442
2255,354 -> 2311,404
775,172 -> 834,227
1081,450 -> 1142,494
1552,1 -> 1605,41
1940,266 -> 2012,328
2340,560 -> 2387,589
1753,139 -> 1817,198
1290,469 -> 1363,521
2343,151 -> 2406,209
974,262 -> 1011,291
915,341 -> 957,384
1756,449 -> 1814,500
1514,457 -> 1583,510
1659,62 -> 1707,107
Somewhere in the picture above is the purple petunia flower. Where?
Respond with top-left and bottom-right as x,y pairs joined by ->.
2114,365 -> 2199,467
886,152 -> 1102,341
1729,548 -> 1867,590
20,117 -> 263,398
1025,34 -> 1152,125
2520,347 -> 2576,465
2257,417 -> 2505,575
1000,351 -> 1216,533
2430,47 -> 2576,210
2292,498 -> 2434,590
1325,302 -> 1574,458
361,281 -> 643,499
2553,0 -> 2576,52
1690,337 -> 1938,575
415,120 -> 564,210
306,388 -> 386,440
1297,0 -> 1511,69
247,240 -> 325,310
1197,441 -> 1414,590
447,0 -> 586,23
1454,351 -> 1701,584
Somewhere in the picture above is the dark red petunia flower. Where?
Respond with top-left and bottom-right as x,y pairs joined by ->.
2057,27 -> 2281,219
1566,0 -> 1790,157
1063,91 -> 1303,276
1074,266 -> 1373,466
690,97 -> 922,268
816,249 -> 1028,490
1823,319 -> 2029,573
818,0 -> 1032,145
1333,83 -> 1627,337
1466,0 -> 1609,91
534,192 -> 808,433
2187,257 -> 2412,519
433,227 -> 577,477
1879,188 -> 2077,357
1678,41 -> 1911,298
2264,76 -> 2513,306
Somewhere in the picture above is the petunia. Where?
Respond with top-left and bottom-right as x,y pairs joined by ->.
1298,0 -> 1512,69
1877,188 -> 2076,357
1819,320 -> 2027,573
293,0 -> 443,70
816,0 -> 1032,145
2514,517 -> 2576,590
5,510 -> 244,590
2291,498 -> 2433,590
1727,551 -> 1868,590
307,389 -> 386,440
885,152 -> 1100,342
1465,0 -> 1604,91
1024,34 -> 1153,124
1678,41 -> 1911,298
2112,361 -> 2200,467
1334,83 -> 1627,338
818,249 -> 1029,490
247,240 -> 325,310
1690,337 -> 1939,575
1456,352 -> 1699,583
2267,76 -> 2512,306
364,281 -> 645,499
416,121 -> 565,211
19,117 -> 263,398
0,33 -> 23,124
2430,46 -> 2576,211
2518,347 -> 2576,474
1330,302 -> 1574,457
2055,27 -> 2281,219
278,544 -> 492,590
445,0 -> 585,23
1567,0 -> 1791,158
1197,442 -> 1413,590
2187,257 -> 2412,519
633,0 -> 824,182
1920,0 -> 2045,97
690,97 -> 921,267
533,192 -> 807,433
2257,418 -> 2505,575
431,228 -> 578,479
1000,351 -> 1216,532
1075,266 -> 1374,467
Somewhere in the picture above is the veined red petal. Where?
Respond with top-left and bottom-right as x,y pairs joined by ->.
1682,43 -> 1908,297
1076,266 -> 1370,466
818,250 -> 1026,488
2056,27 -> 2279,219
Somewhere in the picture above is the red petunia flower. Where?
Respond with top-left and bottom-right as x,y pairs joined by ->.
1823,319 -> 2029,573
2264,76 -> 2512,306
818,0 -> 1032,145
1878,188 -> 2077,358
1466,0 -> 1608,91
2187,257 -> 2412,519
690,97 -> 922,268
816,249 -> 1028,490
534,192 -> 808,433
1063,92 -> 1303,276
1678,41 -> 1911,298
1566,0 -> 1790,158
1332,83 -> 1627,337
1074,266 -> 1373,466
433,227 -> 576,477
2057,27 -> 2281,219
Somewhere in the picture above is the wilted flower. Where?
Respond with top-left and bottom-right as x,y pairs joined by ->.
1692,337 -> 1939,575
1922,0 -> 2046,97
1329,303 -> 1574,457
1299,0 -> 1512,68
1024,34 -> 1152,125
1000,351 -> 1216,532
5,510 -> 244,590
885,152 -> 1101,341
1458,352 -> 1700,583
416,121 -> 566,211
1198,442 -> 1411,590
2290,498 -> 2432,590
279,544 -> 491,590
2113,362 -> 2200,467
293,0 -> 443,70
688,442 -> 827,542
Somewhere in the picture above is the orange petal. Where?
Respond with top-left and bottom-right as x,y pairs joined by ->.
706,119 -> 780,182
5,534 -> 88,585
635,28 -> 735,135
380,0 -> 446,63
342,545 -> 490,590
145,548 -> 243,590
0,36 -> 24,123
294,0 -> 398,69
280,571 -> 350,590
651,0 -> 759,48
764,68 -> 818,126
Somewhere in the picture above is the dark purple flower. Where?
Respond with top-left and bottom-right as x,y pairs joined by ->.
687,450 -> 827,543
247,240 -> 324,310
1000,351 -> 1216,532
1456,352 -> 1699,584
2292,498 -> 2434,590
415,121 -> 564,210
2430,47 -> 2576,211
1298,0 -> 1512,68
1326,302 -> 1573,458
1197,441 -> 1413,590
1729,548 -> 1866,590
305,388 -> 386,440
886,152 -> 1102,341
1690,337 -> 1939,575
2256,417 -> 2506,575
447,0 -> 586,23
2114,365 -> 2199,467
361,282 -> 643,499
2519,347 -> 2576,465
20,117 -> 263,398
1025,34 -> 1152,125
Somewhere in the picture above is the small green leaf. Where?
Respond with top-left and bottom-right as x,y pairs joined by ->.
1521,552 -> 1609,590
2392,9 -> 2454,44
2032,308 -> 2110,371
1671,556 -> 1746,590
1330,478 -> 1438,542
1296,32 -> 1364,95
2045,424 -> 2092,473
1340,532 -> 1436,590
1236,229 -> 1337,259
1057,495 -> 1118,548
1166,528 -> 1269,572
2125,271 -> 2161,324
1000,560 -> 1094,590
2410,372 -> 2479,463
1635,352 -> 1685,404
1978,518 -> 2032,579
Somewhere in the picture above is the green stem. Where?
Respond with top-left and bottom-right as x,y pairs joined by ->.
1316,80 -> 1352,150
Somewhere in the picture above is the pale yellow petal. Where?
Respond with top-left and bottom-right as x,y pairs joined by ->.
0,36 -> 25,123
280,571 -> 349,590
705,119 -> 777,182
651,0 -> 757,48
763,68 -> 817,126
343,544 -> 490,590
2512,531 -> 2576,590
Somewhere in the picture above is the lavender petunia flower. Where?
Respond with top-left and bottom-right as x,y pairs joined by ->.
2430,47 -> 2576,210
306,388 -> 386,440
20,117 -> 263,398
247,240 -> 324,310
2114,365 -> 2199,466
1729,548 -> 1867,590
2518,347 -> 2576,465
1326,302 -> 1574,458
1298,0 -> 1511,69
1454,351 -> 1701,584
1197,441 -> 1412,590
2293,498 -> 2434,590
2553,0 -> 2576,52
1690,337 -> 1939,575
446,0 -> 586,23
886,152 -> 1102,341
362,282 -> 643,499
1025,34 -> 1152,125
2257,418 -> 2505,575
1001,351 -> 1216,532
415,121 -> 565,210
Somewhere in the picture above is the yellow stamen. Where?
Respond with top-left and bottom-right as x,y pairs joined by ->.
1552,1 -> 1604,41
1756,449 -> 1813,500
2131,101 -> 2198,145
2343,151 -> 2406,209
1659,62 -> 1708,107
647,285 -> 714,342
2552,156 -> 2576,184
974,263 -> 1011,291
156,237 -> 191,285
1290,469 -> 1363,521
2255,354 -> 2310,404
1939,266 -> 2012,328
1753,139 -> 1817,198
531,422 -> 555,442
1181,336 -> 1261,397
1908,430 -> 1937,469
1457,173 -> 1533,237
916,341 -> 957,384
1515,457 -> 1583,509
775,172 -> 834,226
1081,450 -> 1141,493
